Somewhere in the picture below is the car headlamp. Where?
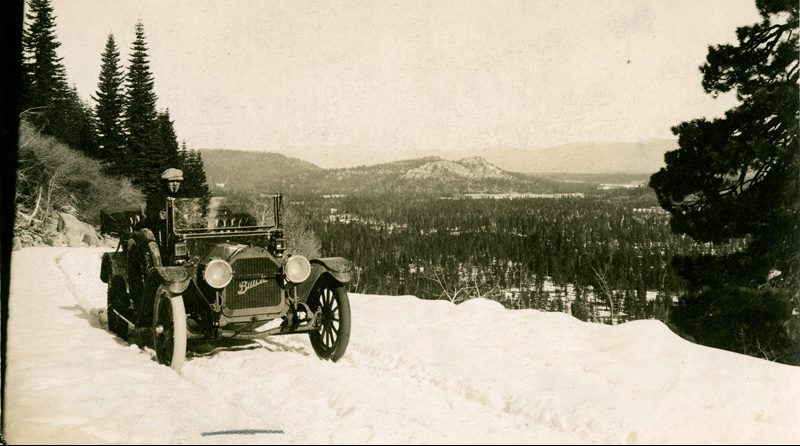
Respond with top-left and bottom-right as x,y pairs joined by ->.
284,255 -> 311,284
204,258 -> 233,289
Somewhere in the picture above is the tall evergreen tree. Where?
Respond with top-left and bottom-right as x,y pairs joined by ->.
51,85 -> 98,155
20,0 -> 66,113
177,140 -> 189,174
177,141 -> 190,191
180,148 -> 211,208
192,150 -> 211,204
123,20 -> 161,194
21,0 -> 98,156
156,109 -> 181,167
93,33 -> 126,171
650,0 -> 799,363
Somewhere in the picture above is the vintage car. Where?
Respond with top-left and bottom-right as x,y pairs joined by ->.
100,194 -> 352,371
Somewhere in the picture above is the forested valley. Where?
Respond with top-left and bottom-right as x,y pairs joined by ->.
280,186 -> 745,326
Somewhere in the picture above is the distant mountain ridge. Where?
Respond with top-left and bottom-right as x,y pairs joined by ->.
441,140 -> 675,174
274,139 -> 675,173
197,140 -> 673,195
198,150 -> 588,195
200,149 -> 322,191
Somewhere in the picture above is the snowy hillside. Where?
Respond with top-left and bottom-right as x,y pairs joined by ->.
6,247 -> 800,444
402,157 -> 511,180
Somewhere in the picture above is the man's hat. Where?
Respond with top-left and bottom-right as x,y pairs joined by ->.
160,168 -> 184,181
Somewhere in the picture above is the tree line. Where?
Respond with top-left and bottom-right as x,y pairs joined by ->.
288,191 -> 730,322
20,0 -> 209,202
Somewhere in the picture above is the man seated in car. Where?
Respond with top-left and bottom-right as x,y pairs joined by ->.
140,168 -> 183,243
129,167 -> 183,263
125,167 -> 185,313
148,168 -> 183,223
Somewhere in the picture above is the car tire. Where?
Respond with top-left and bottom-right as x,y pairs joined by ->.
152,286 -> 187,372
107,277 -> 129,340
308,278 -> 351,362
128,230 -> 163,326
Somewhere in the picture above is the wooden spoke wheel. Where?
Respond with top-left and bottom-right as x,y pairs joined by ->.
308,280 -> 351,362
152,286 -> 187,372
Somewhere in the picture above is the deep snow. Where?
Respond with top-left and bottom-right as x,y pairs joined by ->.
5,247 -> 800,444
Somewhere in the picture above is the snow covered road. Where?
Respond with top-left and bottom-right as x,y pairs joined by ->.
6,247 -> 800,444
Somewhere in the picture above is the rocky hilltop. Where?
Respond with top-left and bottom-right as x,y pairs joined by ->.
402,157 -> 512,180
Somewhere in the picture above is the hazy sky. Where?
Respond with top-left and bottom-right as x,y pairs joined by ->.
49,0 -> 759,166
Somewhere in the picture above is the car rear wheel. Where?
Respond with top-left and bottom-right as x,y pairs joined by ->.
107,277 -> 129,340
127,230 -> 162,319
153,286 -> 187,372
308,279 -> 351,362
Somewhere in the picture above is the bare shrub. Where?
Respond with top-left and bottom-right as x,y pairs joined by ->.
421,264 -> 502,304
283,207 -> 321,258
16,121 -> 144,228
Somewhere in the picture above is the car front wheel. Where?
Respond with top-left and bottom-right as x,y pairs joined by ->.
152,286 -> 187,372
308,279 -> 351,362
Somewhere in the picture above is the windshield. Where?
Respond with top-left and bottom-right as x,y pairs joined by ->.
172,196 -> 277,233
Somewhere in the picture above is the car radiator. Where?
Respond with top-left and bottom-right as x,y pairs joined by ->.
226,257 -> 282,310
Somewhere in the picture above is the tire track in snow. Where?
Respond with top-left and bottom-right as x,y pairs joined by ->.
168,320 -> 548,442
55,249 -> 302,441
53,248 -> 106,329
51,248 -> 291,444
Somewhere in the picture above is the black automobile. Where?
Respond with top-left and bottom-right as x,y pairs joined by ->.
100,194 -> 352,371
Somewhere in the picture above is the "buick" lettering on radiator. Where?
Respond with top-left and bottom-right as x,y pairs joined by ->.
237,278 -> 269,295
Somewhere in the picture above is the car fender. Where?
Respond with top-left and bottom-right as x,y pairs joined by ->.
145,266 -> 193,296
313,257 -> 353,283
137,266 -> 193,326
295,257 -> 352,302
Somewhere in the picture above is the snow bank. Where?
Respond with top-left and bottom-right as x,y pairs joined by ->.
6,248 -> 800,444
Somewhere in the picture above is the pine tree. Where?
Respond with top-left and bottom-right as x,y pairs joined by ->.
51,85 -> 98,155
20,0 -> 67,113
93,33 -> 126,171
175,145 -> 211,214
178,141 -> 189,174
156,109 -> 181,166
123,20 -> 161,193
193,150 -> 211,205
180,149 -> 211,205
650,1 -> 799,363
21,0 -> 98,156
